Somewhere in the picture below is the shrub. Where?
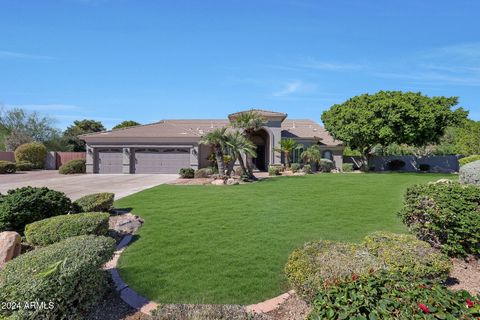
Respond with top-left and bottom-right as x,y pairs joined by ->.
342,163 -> 354,172
0,235 -> 115,319
179,167 -> 194,178
318,158 -> 334,172
14,142 -> 47,169
0,160 -> 16,174
0,187 -> 72,233
363,232 -> 451,281
15,160 -> 33,171
419,163 -> 430,172
73,192 -> 114,213
195,167 -> 214,178
290,163 -> 301,173
303,164 -> 312,174
285,241 -> 384,299
459,155 -> 480,166
152,304 -> 269,320
308,270 -> 480,319
268,165 -> 281,176
399,182 -> 480,257
25,212 -> 110,246
459,160 -> 480,186
58,159 -> 86,174
386,159 -> 406,171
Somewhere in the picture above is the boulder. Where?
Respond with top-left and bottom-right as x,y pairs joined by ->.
0,231 -> 21,269
211,179 -> 225,185
108,213 -> 144,241
226,178 -> 240,185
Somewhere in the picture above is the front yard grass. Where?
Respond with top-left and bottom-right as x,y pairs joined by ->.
115,173 -> 453,305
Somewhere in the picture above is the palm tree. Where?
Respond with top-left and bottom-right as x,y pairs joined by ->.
230,111 -> 267,177
224,130 -> 257,176
275,138 -> 301,168
301,145 -> 322,168
199,127 -> 227,175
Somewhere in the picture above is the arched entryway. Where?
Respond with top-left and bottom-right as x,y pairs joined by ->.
250,129 -> 270,171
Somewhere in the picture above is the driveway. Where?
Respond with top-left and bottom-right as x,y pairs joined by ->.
0,171 -> 178,200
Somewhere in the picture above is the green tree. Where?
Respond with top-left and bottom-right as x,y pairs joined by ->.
275,138 -> 301,168
301,145 -> 322,167
321,91 -> 466,164
230,111 -> 267,177
199,127 -> 228,176
224,130 -> 257,176
112,120 -> 141,130
63,120 -> 105,152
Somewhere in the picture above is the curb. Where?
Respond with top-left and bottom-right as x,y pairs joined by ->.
104,233 -> 294,316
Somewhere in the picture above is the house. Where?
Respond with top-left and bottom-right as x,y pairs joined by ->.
80,109 -> 344,174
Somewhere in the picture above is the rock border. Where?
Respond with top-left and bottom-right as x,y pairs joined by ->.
104,221 -> 294,316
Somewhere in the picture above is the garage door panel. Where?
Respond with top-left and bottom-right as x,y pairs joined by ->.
135,149 -> 190,174
98,149 -> 123,174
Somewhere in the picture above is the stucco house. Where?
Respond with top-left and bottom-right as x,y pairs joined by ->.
80,109 -> 343,174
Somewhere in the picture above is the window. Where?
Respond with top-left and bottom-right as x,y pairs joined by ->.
322,150 -> 333,160
293,147 -> 304,163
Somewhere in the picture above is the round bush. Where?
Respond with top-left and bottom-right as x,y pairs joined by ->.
0,235 -> 115,319
25,212 -> 110,246
399,182 -> 480,257
179,167 -> 194,178
58,159 -> 86,174
14,142 -> 47,169
303,164 -> 312,174
387,159 -> 406,171
285,241 -> 384,299
194,167 -> 214,178
342,163 -> 354,172
459,155 -> 480,166
363,232 -> 451,281
73,192 -> 114,213
268,165 -> 281,176
0,160 -> 16,174
0,186 -> 73,233
318,158 -> 334,172
459,160 -> 480,186
290,163 -> 301,173
309,270 -> 479,319
15,160 -> 34,171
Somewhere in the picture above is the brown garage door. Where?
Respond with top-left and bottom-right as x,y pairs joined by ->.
98,149 -> 123,174
134,148 -> 190,174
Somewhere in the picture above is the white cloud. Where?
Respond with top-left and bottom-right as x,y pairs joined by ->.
0,50 -> 53,60
272,81 -> 317,97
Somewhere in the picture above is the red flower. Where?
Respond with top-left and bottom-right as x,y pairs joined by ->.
466,299 -> 474,308
418,303 -> 430,314
352,274 -> 358,281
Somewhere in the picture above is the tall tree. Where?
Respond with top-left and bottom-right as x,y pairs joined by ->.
63,119 -> 105,151
275,138 -> 301,168
321,91 -> 467,165
224,130 -> 257,176
112,120 -> 141,130
199,127 -> 228,176
230,111 -> 267,177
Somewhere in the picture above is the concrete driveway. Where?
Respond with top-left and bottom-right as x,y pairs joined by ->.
0,171 -> 178,200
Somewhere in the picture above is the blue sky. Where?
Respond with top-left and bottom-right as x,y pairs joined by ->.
1,0 -> 479,129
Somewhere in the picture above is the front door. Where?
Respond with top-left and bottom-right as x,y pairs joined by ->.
253,145 -> 266,171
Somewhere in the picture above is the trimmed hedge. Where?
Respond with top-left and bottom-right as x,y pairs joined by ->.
285,241 -> 384,299
179,167 -> 194,178
0,235 -> 115,319
73,192 -> 114,213
459,160 -> 480,186
364,232 -> 451,281
0,187 -> 72,233
290,163 -> 301,173
399,182 -> 480,257
0,160 -> 16,174
25,212 -> 110,246
268,165 -> 281,176
59,159 -> 86,174
459,155 -> 480,166
342,163 -> 354,172
14,142 -> 47,169
195,167 -> 214,178
309,270 -> 480,319
318,158 -> 334,172
15,160 -> 34,171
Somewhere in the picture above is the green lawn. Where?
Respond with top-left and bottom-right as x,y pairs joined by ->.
116,173 -> 452,305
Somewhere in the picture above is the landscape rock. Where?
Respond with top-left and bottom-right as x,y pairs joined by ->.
226,178 -> 240,185
211,179 -> 225,185
109,213 -> 144,241
0,231 -> 21,269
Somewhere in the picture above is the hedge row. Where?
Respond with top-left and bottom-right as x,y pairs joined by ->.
25,212 -> 110,246
73,192 -> 114,213
59,159 -> 86,174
